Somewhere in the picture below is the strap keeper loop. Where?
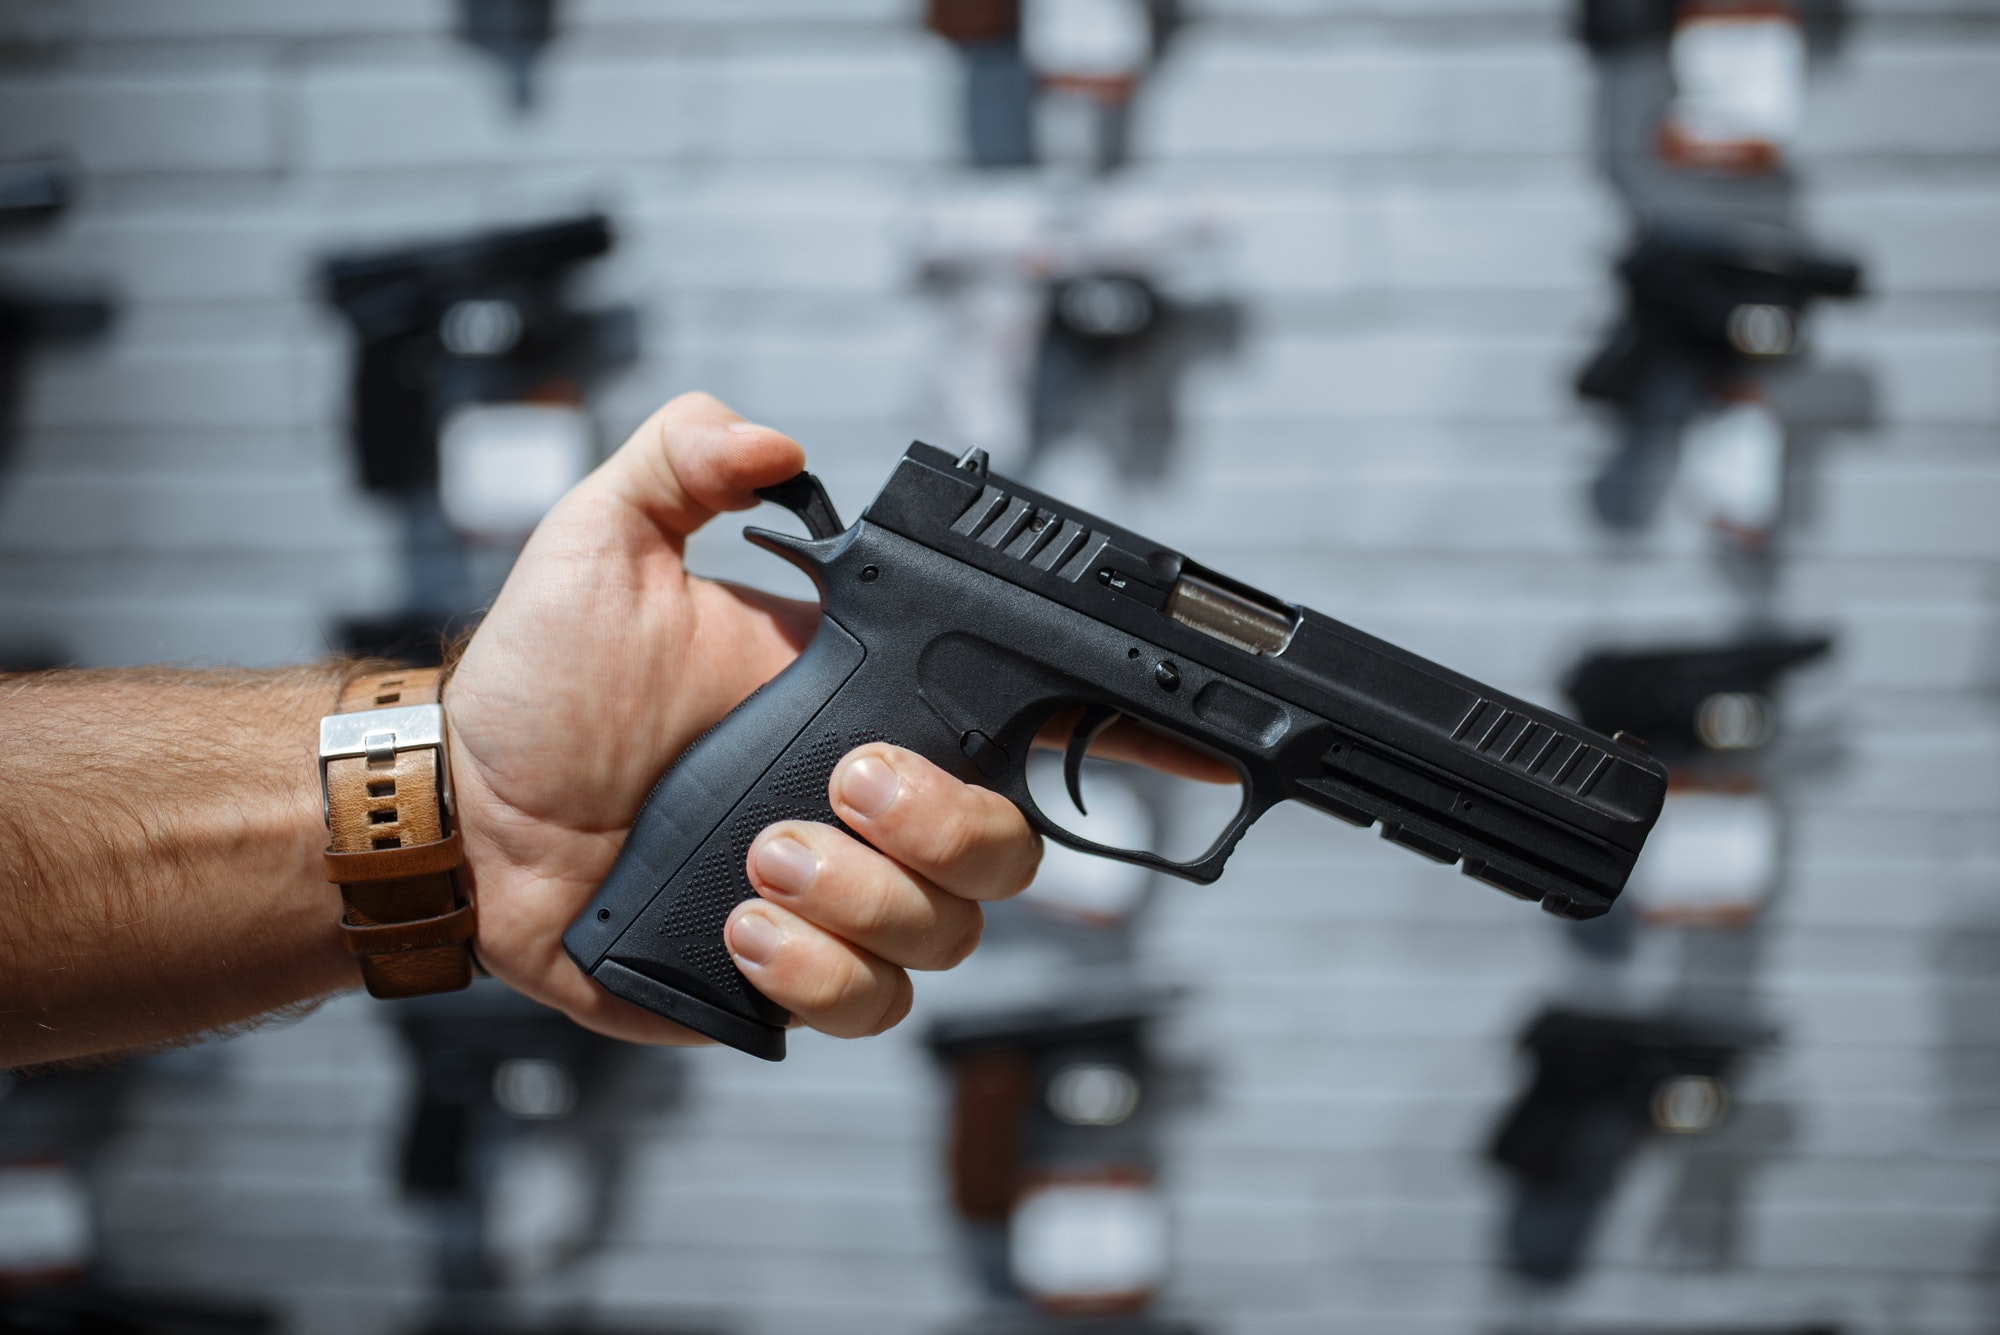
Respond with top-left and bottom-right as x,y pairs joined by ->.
323,830 -> 465,883
340,902 -> 476,956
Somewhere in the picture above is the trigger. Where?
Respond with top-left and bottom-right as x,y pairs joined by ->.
1064,705 -> 1120,817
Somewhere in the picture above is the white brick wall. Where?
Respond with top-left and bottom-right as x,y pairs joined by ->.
1138,40 -> 1591,159
0,65 -> 281,174
2,1 -> 1998,1333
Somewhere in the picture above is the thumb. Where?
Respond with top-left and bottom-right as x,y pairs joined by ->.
585,391 -> 806,540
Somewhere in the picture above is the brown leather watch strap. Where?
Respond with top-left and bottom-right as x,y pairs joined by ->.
322,667 -> 475,999
323,830 -> 465,883
339,903 -> 476,955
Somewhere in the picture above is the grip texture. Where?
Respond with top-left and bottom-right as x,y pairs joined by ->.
563,615 -> 879,1059
640,723 -> 885,1004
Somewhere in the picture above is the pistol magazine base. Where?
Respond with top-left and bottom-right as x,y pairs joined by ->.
593,960 -> 787,1061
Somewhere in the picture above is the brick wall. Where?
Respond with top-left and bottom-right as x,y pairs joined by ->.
1,1 -> 1997,1332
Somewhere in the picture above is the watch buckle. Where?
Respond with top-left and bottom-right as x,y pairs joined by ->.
318,702 -> 450,823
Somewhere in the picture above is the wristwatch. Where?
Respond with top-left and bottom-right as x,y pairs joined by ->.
318,667 -> 475,998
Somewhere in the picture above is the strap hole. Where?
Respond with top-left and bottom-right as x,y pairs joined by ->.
372,835 -> 402,850
374,692 -> 401,705
368,808 -> 397,825
366,779 -> 396,797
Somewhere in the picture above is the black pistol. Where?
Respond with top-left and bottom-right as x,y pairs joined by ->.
1489,1007 -> 1773,1282
1576,227 -> 1861,529
564,444 -> 1669,1059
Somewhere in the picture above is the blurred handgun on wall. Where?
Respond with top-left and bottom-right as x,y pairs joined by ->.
927,991 -> 1193,1330
1489,1007 -> 1773,1283
320,215 -> 635,661
1576,227 -> 1860,542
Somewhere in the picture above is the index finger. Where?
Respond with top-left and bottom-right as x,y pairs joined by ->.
1035,708 -> 1239,785
827,744 -> 1042,902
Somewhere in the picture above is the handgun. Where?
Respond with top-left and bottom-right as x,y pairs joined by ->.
564,444 -> 1670,1059
926,989 -> 1172,1312
320,214 -> 633,494
392,981 -> 627,1291
1577,227 -> 1861,530
1489,1007 -> 1771,1282
0,287 -> 114,455
0,155 -> 115,481
1565,634 -> 1832,762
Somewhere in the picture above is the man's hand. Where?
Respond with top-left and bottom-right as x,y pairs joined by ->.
444,393 -> 1044,1045
0,390 -> 1229,1067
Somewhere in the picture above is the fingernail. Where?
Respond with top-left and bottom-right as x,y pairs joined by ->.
729,907 -> 783,967
838,754 -> 901,818
727,420 -> 773,434
753,835 -> 819,897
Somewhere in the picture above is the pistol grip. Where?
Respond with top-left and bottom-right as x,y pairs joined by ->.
562,615 -> 873,1061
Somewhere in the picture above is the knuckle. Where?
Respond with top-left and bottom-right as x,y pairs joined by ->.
850,868 -> 904,941
924,793 -> 1039,900
868,973 -> 916,1037
797,947 -> 877,1023
791,962 -> 849,1020
1008,834 -> 1045,897
803,835 -> 896,931
923,805 -> 985,875
937,908 -> 984,970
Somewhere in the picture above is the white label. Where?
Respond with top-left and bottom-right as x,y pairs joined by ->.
1683,397 -> 1785,541
438,402 -> 593,537
1022,0 -> 1152,80
485,1135 -> 595,1285
1668,12 -> 1806,150
1626,790 -> 1781,924
0,1163 -> 90,1274
926,276 -> 1044,472
1010,1180 -> 1168,1302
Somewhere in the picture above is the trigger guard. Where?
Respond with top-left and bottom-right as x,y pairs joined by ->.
1022,800 -> 1238,886
1001,718 -> 1263,888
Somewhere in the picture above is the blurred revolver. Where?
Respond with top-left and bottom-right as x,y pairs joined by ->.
566,444 -> 1669,1059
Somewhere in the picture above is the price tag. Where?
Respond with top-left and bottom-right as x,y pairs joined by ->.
438,402 -> 593,538
1624,788 -> 1782,926
0,1162 -> 90,1277
1010,1175 -> 1169,1309
1682,394 -> 1786,544
1022,0 -> 1151,85
1660,3 -> 1807,171
484,1134 -> 595,1285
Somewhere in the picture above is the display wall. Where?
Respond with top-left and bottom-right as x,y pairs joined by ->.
0,2 -> 1997,1333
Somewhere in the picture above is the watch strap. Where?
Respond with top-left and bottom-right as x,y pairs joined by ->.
322,667 -> 474,998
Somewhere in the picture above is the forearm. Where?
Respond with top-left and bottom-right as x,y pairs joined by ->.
0,666 -> 357,1066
